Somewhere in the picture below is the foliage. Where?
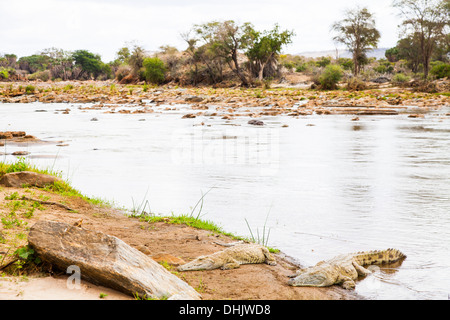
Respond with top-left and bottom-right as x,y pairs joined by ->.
244,24 -> 295,80
142,57 -> 167,84
392,73 -> 410,83
72,50 -> 104,79
337,58 -> 354,71
315,56 -> 331,68
331,6 -> 380,75
25,85 -> 35,94
186,20 -> 254,86
430,61 -> 450,79
318,64 -> 344,89
374,59 -> 394,74
28,70 -> 51,81
385,47 -> 400,62
0,67 -> 9,79
128,45 -> 146,77
393,0 -> 449,78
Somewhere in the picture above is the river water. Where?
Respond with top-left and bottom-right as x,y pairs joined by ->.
1,102 -> 449,300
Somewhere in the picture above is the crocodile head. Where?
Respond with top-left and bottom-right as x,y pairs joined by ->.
288,270 -> 335,287
177,256 -> 217,271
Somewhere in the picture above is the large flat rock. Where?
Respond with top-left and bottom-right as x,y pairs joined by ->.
28,220 -> 201,300
0,171 -> 61,188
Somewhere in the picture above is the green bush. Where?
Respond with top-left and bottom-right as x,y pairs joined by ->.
337,58 -> 354,71
318,64 -> 344,90
374,59 -> 394,74
25,85 -> 35,94
430,62 -> 450,79
392,73 -> 410,84
0,67 -> 9,80
142,57 -> 167,84
28,70 -> 51,81
315,56 -> 331,68
295,64 -> 307,72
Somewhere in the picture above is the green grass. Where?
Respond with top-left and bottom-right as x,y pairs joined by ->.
0,158 -> 111,207
139,213 -> 279,253
140,214 -> 238,238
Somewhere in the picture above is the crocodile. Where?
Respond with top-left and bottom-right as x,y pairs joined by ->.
288,248 -> 406,289
177,241 -> 277,271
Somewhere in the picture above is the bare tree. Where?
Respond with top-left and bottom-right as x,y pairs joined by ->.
393,0 -> 449,78
331,7 -> 381,76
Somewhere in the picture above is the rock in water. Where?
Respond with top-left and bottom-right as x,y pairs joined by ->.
248,119 -> 264,126
0,171 -> 61,188
28,220 -> 201,300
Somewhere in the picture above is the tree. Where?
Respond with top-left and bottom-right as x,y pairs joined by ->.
72,50 -> 103,79
396,34 -> 423,72
184,21 -> 254,86
385,47 -> 400,62
116,47 -> 131,64
41,48 -> 74,80
331,7 -> 381,76
142,57 -> 167,84
245,24 -> 295,81
128,45 -> 146,76
393,0 -> 449,78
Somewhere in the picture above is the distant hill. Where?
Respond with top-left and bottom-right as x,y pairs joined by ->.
297,48 -> 387,59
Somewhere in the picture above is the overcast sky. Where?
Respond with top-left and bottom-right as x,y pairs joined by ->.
1,0 -> 402,62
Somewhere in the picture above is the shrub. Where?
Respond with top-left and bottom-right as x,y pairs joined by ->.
28,70 -> 51,81
337,58 -> 354,71
392,73 -> 410,84
374,59 -> 394,74
115,64 -> 132,82
315,56 -> 331,68
0,68 -> 9,80
346,77 -> 367,91
430,62 -> 450,79
25,85 -> 35,94
295,64 -> 307,72
318,64 -> 344,90
142,57 -> 167,84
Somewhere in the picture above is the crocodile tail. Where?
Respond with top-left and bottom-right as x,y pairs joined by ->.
353,248 -> 406,266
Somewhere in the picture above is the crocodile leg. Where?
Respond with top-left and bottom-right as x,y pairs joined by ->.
352,261 -> 372,277
261,247 -> 277,266
341,278 -> 356,290
221,260 -> 241,270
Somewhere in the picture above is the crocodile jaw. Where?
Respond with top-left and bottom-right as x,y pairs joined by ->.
177,256 -> 216,271
288,272 -> 333,287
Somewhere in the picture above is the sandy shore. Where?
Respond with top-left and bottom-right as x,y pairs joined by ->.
0,184 -> 359,300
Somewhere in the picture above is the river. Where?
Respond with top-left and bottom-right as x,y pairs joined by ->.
1,101 -> 449,300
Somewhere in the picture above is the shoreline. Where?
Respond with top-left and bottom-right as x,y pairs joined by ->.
0,80 -> 449,120
0,162 -> 361,300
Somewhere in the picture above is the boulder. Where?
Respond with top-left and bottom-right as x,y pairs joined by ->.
0,171 -> 61,188
248,119 -> 264,126
184,95 -> 204,103
28,220 -> 201,300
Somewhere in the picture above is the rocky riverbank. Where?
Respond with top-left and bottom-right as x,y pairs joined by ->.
0,81 -> 449,120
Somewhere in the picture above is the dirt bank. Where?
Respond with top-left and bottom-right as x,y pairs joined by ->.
0,185 -> 359,300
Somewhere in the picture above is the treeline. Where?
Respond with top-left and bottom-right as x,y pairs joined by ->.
0,0 -> 448,88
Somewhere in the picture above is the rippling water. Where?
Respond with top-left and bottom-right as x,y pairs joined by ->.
1,102 -> 449,300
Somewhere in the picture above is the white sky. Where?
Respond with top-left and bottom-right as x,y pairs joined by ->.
0,0 -> 402,62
